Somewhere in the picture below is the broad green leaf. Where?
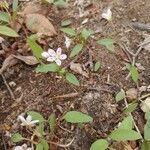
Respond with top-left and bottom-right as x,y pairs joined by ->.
130,65 -> 139,83
70,44 -> 83,58
36,64 -> 60,73
94,61 -> 101,72
61,19 -> 72,27
97,38 -> 115,52
13,0 -> 18,12
48,113 -> 56,133
54,0 -> 67,7
115,89 -> 125,102
126,64 -> 139,83
27,111 -> 44,123
90,139 -> 108,150
144,119 -> 150,140
81,28 -> 94,40
63,111 -> 93,123
40,139 -> 49,150
0,25 -> 19,37
123,102 -> 138,114
60,27 -> 76,37
27,38 -> 43,59
141,141 -> 150,150
36,143 -> 44,150
66,73 -> 80,86
145,112 -> 150,120
118,116 -> 133,130
109,129 -> 141,141
0,12 -> 10,23
11,133 -> 23,143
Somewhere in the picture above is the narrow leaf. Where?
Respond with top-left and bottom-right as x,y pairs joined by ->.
90,139 -> 108,150
41,139 -> 49,150
27,38 -> 43,59
48,113 -> 56,133
61,20 -> 72,27
60,27 -> 76,37
81,28 -> 94,40
70,44 -> 83,58
13,0 -> 18,12
0,25 -> 19,37
0,12 -> 10,23
36,143 -> 43,150
63,111 -> 93,123
66,73 -> 80,86
130,65 -> 139,82
144,119 -> 150,140
110,129 -> 141,141
141,140 -> 150,150
36,64 -> 60,73
115,89 -> 125,102
123,103 -> 138,114
94,61 -> 101,72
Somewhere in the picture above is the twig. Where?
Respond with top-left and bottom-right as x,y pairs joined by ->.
1,132 -> 7,150
124,98 -> 143,140
58,124 -> 73,133
130,22 -> 150,32
48,138 -> 74,148
1,74 -> 15,100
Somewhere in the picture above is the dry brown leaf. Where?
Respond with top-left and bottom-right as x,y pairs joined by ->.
25,13 -> 57,37
0,55 -> 18,74
13,55 -> 39,65
139,36 -> 150,52
70,62 -> 89,78
19,2 -> 44,16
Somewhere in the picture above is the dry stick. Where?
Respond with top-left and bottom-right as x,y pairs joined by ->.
48,138 -> 75,148
1,132 -> 7,150
124,98 -> 143,140
1,73 -> 15,100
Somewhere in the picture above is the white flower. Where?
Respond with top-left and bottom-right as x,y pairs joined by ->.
41,48 -> 67,66
101,8 -> 112,21
18,115 -> 39,127
14,144 -> 33,150
65,36 -> 72,49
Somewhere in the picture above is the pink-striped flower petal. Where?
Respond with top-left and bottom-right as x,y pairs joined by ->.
55,59 -> 61,66
41,52 -> 49,58
56,48 -> 62,56
60,54 -> 67,60
48,49 -> 56,57
47,57 -> 55,62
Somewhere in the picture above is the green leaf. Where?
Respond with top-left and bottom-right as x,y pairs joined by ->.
27,38 -> 43,59
123,102 -> 138,114
141,141 -> 150,150
97,38 -> 115,52
90,139 -> 109,150
0,25 -> 19,37
109,129 -> 141,141
36,123 -> 45,137
63,111 -> 93,123
61,19 -> 72,27
48,113 -> 56,133
66,73 -> 80,86
118,116 -> 133,130
40,139 -> 49,150
36,143 -> 44,150
54,0 -> 67,7
144,119 -> 150,140
115,89 -> 125,102
11,133 -> 23,143
126,64 -> 139,82
70,44 -> 83,58
94,61 -> 101,72
81,28 -> 94,40
60,27 -> 76,37
36,64 -> 60,73
0,12 -> 10,23
27,111 -> 44,123
145,112 -> 150,120
13,0 -> 18,12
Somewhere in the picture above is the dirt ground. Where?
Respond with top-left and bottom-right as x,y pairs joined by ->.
0,0 -> 150,149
